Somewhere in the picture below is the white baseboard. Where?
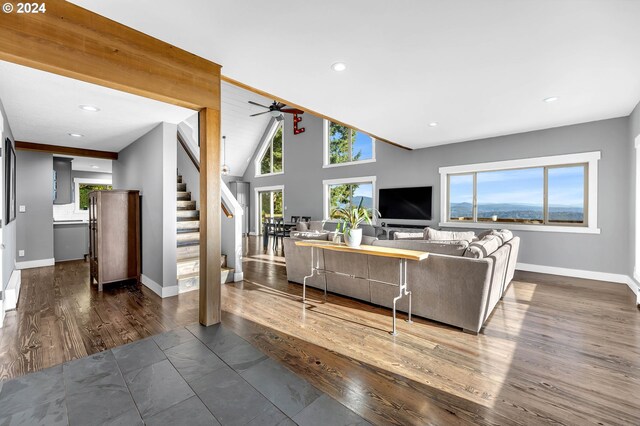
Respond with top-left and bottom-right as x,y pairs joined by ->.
233,271 -> 244,282
4,269 -> 22,311
517,262 -> 639,299
140,274 -> 178,298
630,273 -> 640,304
16,258 -> 55,270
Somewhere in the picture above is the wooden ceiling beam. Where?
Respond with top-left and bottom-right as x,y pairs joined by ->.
15,141 -> 118,160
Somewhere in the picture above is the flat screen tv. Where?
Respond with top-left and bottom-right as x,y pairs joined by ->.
379,186 -> 432,220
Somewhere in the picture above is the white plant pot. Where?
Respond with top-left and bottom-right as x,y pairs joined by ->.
344,228 -> 363,247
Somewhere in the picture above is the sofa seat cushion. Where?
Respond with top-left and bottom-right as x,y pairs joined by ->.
425,228 -> 476,243
373,239 -> 469,256
464,235 -> 502,258
289,231 -> 329,241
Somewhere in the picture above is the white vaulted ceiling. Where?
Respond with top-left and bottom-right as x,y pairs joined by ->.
220,81 -> 273,176
69,0 -> 640,149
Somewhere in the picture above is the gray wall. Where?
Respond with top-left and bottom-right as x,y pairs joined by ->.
113,122 -> 177,289
1,98 -> 16,292
16,150 -> 54,263
630,101 -> 640,282
243,113 -> 632,276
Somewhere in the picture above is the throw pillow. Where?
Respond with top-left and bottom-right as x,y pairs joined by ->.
464,235 -> 502,258
425,228 -> 476,243
296,222 -> 309,231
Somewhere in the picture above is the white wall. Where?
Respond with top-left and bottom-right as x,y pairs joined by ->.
113,122 -> 177,296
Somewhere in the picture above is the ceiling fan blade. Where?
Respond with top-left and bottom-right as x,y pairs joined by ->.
275,102 -> 286,109
250,111 -> 271,117
280,108 -> 304,114
248,100 -> 270,109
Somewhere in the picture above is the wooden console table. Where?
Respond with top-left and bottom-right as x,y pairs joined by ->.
295,241 -> 429,335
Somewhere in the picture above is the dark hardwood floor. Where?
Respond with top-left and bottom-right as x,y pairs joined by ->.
1,236 -> 639,425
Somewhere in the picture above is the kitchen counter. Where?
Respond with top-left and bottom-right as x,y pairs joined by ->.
53,221 -> 89,261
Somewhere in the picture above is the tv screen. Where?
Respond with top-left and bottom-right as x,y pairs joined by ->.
379,186 -> 432,220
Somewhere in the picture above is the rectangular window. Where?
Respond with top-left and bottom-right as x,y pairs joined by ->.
79,183 -> 112,210
256,122 -> 283,176
476,168 -> 544,223
440,152 -> 599,233
325,121 -> 375,167
323,177 -> 376,220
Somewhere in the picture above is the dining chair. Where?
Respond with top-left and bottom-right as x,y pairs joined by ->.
273,217 -> 287,250
301,216 -> 311,222
291,216 -> 300,223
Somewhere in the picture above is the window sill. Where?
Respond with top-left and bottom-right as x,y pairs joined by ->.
438,221 -> 601,234
254,171 -> 284,178
323,158 -> 376,169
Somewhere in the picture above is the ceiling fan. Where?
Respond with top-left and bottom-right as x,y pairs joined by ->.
248,100 -> 304,121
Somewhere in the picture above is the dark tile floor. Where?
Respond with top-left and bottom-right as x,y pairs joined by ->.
0,324 -> 371,426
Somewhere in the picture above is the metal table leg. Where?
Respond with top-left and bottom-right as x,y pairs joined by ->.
391,258 -> 413,336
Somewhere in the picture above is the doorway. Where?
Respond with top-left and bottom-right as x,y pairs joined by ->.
255,185 -> 284,235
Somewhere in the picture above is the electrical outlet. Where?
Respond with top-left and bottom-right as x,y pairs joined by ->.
18,250 -> 25,257
19,205 -> 26,213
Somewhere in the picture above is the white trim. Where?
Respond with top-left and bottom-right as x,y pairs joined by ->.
322,158 -> 377,169
73,177 -> 112,212
16,258 -> 55,269
254,185 -> 285,235
322,176 -> 377,221
517,262 -> 629,284
141,274 -> 178,298
438,151 -> 601,175
628,274 -> 640,304
254,120 -> 285,178
439,151 -> 600,234
635,135 -> 640,288
233,271 -> 244,282
322,119 -> 376,167
439,221 -> 601,234
4,269 -> 21,311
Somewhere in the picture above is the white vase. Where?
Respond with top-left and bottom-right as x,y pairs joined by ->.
344,228 -> 363,247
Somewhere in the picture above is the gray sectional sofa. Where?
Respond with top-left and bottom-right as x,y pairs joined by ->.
283,226 -> 520,334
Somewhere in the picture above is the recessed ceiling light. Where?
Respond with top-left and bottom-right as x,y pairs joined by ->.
79,104 -> 100,112
543,96 -> 558,103
68,133 -> 84,138
90,165 -> 99,169
331,62 -> 347,72
429,122 -> 438,127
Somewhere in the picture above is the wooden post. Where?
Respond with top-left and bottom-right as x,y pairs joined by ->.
199,108 -> 222,325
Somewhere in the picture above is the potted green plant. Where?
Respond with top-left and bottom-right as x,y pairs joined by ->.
331,200 -> 376,247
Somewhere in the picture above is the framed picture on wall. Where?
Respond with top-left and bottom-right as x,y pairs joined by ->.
5,137 -> 16,224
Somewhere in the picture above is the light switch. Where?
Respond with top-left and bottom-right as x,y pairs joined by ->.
19,205 -> 26,213
18,250 -> 24,257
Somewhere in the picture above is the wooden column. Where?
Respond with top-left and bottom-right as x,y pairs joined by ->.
199,108 -> 222,325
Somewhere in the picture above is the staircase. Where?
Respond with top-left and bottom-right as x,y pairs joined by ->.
176,174 -> 233,293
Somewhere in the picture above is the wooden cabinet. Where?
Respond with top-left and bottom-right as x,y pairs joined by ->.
89,190 -> 140,291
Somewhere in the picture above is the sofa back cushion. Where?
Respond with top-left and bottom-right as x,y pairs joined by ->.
464,235 -> 502,258
373,239 -> 469,256
393,231 -> 425,240
425,228 -> 476,243
308,221 -> 324,232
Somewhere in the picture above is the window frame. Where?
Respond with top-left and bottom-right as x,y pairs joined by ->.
255,120 -> 284,177
74,177 -> 112,212
439,152 -> 600,234
322,176 -> 377,221
323,120 -> 376,168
